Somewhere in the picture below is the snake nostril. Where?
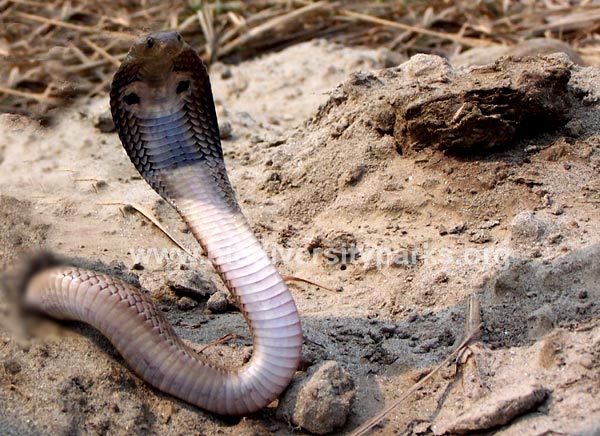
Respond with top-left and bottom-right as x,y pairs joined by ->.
176,80 -> 190,94
123,92 -> 140,105
177,34 -> 181,42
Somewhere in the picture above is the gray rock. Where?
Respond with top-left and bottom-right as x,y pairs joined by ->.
167,270 -> 216,297
510,211 -> 548,245
3,359 -> 21,375
527,304 -> 555,339
433,382 -> 549,435
277,360 -> 355,435
93,111 -> 115,133
219,120 -> 233,139
448,222 -> 467,235
207,291 -> 229,313
564,118 -> 585,137
176,296 -> 198,311
469,229 -> 492,244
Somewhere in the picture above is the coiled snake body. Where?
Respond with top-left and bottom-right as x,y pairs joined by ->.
23,31 -> 302,415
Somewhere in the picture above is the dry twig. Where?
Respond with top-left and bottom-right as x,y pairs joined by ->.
100,202 -> 198,260
198,333 -> 237,354
282,274 -> 337,293
1,1 -> 598,115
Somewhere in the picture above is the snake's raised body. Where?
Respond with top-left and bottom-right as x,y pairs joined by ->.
23,32 -> 302,415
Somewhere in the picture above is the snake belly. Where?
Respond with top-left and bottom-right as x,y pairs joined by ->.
23,31 -> 302,415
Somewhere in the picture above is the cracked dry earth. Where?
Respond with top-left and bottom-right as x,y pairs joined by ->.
0,40 -> 599,435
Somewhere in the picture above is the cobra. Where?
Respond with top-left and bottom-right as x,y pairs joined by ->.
22,31 -> 303,415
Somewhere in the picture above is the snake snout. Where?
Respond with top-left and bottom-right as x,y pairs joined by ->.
133,31 -> 184,60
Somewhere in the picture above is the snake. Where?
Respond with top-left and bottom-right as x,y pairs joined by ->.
22,31 -> 303,415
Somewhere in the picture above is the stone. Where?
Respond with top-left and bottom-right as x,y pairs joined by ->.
277,361 -> 355,434
219,120 -> 233,139
167,270 -> 216,297
564,118 -> 585,137
207,291 -> 229,313
434,382 -> 549,435
3,359 -> 21,375
176,296 -> 197,311
93,111 -> 116,133
469,229 -> 492,244
527,304 -> 555,339
510,211 -> 548,245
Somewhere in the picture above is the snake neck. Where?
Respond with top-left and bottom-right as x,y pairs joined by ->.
137,61 -> 175,86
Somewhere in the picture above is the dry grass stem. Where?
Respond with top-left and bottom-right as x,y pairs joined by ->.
0,85 -> 58,104
282,274 -> 337,293
198,333 -> 237,354
82,37 -> 121,68
340,9 -> 495,48
100,202 -> 198,260
1,1 -> 598,114
219,1 -> 330,56
14,12 -> 137,41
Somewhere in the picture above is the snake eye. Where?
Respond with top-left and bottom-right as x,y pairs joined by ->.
176,80 -> 190,94
177,34 -> 181,41
124,92 -> 140,105
146,37 -> 154,49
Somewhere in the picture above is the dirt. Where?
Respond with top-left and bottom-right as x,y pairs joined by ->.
0,39 -> 599,435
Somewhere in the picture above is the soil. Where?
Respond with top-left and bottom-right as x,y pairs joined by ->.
1,39 -> 599,435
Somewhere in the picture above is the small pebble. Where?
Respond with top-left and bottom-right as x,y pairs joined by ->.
168,270 -> 215,297
579,355 -> 594,370
469,229 -> 491,244
564,119 -> 584,137
94,112 -> 116,133
434,272 -> 449,283
219,120 -> 233,139
547,232 -> 562,244
380,324 -> 397,337
220,67 -> 232,80
527,304 -> 555,339
177,296 -> 198,311
3,359 -> 21,375
448,223 -> 467,235
207,291 -> 229,313
510,211 -> 548,244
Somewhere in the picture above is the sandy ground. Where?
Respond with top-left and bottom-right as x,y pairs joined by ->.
0,40 -> 599,435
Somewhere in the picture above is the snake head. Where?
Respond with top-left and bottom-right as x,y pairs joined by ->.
129,31 -> 185,61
